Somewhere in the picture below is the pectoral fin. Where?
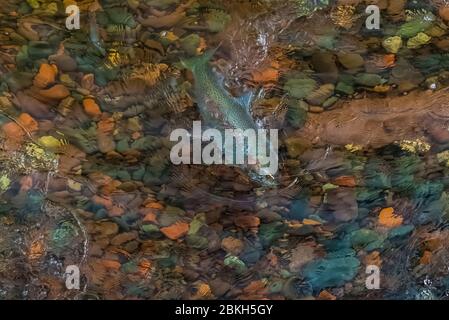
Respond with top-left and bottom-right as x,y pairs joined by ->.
237,91 -> 253,114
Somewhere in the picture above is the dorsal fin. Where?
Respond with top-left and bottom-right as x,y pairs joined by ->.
238,91 -> 253,114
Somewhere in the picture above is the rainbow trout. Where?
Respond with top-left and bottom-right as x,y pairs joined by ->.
180,51 -> 278,186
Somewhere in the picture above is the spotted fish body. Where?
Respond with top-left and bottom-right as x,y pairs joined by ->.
181,51 -> 278,186
181,51 -> 257,131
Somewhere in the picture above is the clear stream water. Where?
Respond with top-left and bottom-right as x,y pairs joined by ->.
1,0 -> 449,300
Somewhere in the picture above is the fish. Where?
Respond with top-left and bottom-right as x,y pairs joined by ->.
181,50 -> 257,131
180,50 -> 278,187
88,11 -> 106,56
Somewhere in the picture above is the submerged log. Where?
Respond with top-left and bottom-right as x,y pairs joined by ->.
298,89 -> 449,148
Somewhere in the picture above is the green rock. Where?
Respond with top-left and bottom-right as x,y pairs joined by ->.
165,205 -> 185,216
141,224 -> 161,237
302,256 -> 360,290
306,84 -> 334,105
336,81 -> 355,95
322,96 -> 339,109
5,72 -> 33,92
337,53 -> 364,70
94,66 -> 119,86
0,175 -> 10,192
283,76 -> 317,99
143,170 -> 163,185
116,170 -> 131,181
407,32 -> 431,49
311,52 -> 339,83
284,136 -> 311,158
145,0 -> 180,10
327,248 -> 356,259
121,261 -> 138,273
268,280 -> 284,294
316,35 -> 336,50
350,228 -> 383,250
26,0 -> 39,9
397,14 -> 435,38
205,9 -> 231,33
18,2 -> 33,14
131,136 -> 160,151
105,8 -> 137,28
323,183 -> 338,192
50,221 -> 79,253
259,221 -> 287,247
224,255 -> 247,273
28,41 -> 55,60
382,36 -> 403,53
132,166 -> 146,181
186,235 -> 209,249
188,213 -> 205,235
389,225 -> 415,239
355,73 -> 383,87
116,138 -> 130,153
365,239 -> 384,251
286,100 -> 308,129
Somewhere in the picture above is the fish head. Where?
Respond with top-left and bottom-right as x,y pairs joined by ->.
180,49 -> 217,73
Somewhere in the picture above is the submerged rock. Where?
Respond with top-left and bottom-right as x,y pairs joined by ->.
302,255 -> 360,291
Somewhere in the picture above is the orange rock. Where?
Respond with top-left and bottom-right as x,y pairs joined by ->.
111,231 -> 137,245
424,237 -> 442,252
101,180 -> 121,195
19,176 -> 33,192
131,131 -> 141,140
378,207 -> 403,228
97,133 -> 116,153
17,113 -> 38,132
194,282 -> 212,298
243,280 -> 267,295
234,215 -> 260,229
251,67 -> 279,83
83,98 -> 102,118
97,117 -> 115,134
439,6 -> 449,22
383,54 -> 396,68
1,122 -> 25,150
109,205 -> 125,217
303,218 -> 322,225
138,258 -> 152,276
143,212 -> 158,223
91,195 -> 113,209
101,259 -> 121,270
221,236 -> 244,255
139,206 -> 158,215
88,172 -> 113,186
33,63 -> 58,89
28,239 -> 44,260
37,84 -> 70,100
420,250 -> 432,265
333,175 -> 357,187
2,121 -> 23,138
318,290 -> 337,300
145,201 -> 164,210
160,221 -> 189,240
364,251 -> 382,267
